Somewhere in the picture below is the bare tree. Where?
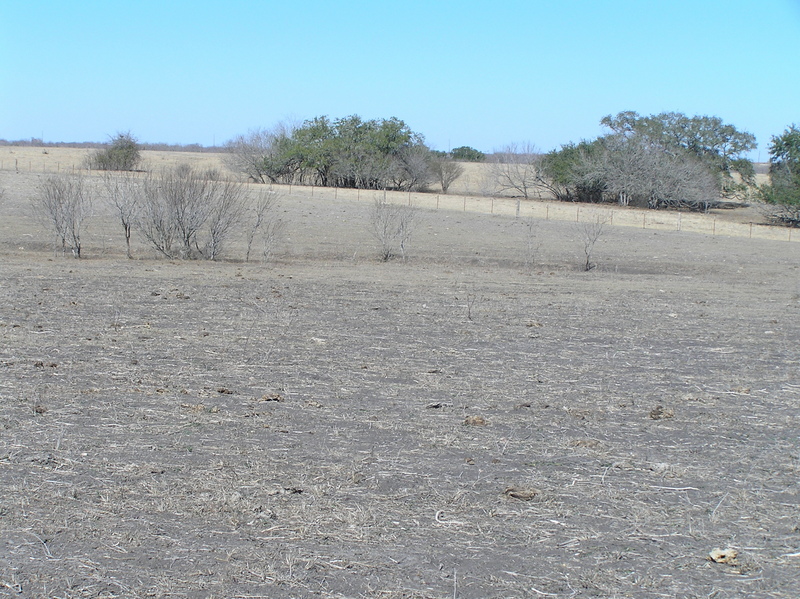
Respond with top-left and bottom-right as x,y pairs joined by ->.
490,143 -> 547,217
138,171 -> 178,258
521,218 -> 540,269
430,154 -> 464,194
137,165 -> 247,260
102,172 -> 141,258
369,197 -> 417,261
224,123 -> 297,184
245,189 -> 283,262
33,174 -> 93,258
578,217 -> 606,271
204,179 -> 249,260
392,143 -> 434,191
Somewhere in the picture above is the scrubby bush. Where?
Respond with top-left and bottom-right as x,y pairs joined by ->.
87,132 -> 142,171
137,165 -> 247,260
430,154 -> 464,194
33,174 -> 93,257
369,197 -> 417,261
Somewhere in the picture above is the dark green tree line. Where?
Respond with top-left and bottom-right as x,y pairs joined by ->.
226,115 -> 455,192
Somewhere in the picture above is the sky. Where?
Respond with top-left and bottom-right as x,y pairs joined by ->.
2,0 -> 799,160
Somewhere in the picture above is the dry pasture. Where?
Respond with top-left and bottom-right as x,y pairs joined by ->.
1,161 -> 800,598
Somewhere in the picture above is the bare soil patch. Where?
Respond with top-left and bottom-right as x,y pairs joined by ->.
1,166 -> 800,598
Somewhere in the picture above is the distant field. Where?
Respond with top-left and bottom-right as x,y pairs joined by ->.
0,144 -> 771,194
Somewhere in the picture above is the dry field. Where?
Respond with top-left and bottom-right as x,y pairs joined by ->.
1,157 -> 800,598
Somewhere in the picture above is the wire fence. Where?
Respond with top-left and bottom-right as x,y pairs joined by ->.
2,159 -> 796,243
266,183 -> 798,244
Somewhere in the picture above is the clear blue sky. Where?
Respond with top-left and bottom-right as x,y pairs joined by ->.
2,0 -> 798,159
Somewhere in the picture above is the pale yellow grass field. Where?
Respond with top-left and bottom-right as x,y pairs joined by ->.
0,146 -> 225,175
0,146 -> 782,240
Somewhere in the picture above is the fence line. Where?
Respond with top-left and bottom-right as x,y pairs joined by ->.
1,160 -> 795,243
257,181 -> 797,244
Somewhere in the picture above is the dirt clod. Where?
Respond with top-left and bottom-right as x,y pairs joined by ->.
503,486 -> 541,501
649,405 -> 675,419
708,548 -> 739,564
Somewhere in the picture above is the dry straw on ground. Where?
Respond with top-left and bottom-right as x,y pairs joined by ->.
1,152 -> 799,598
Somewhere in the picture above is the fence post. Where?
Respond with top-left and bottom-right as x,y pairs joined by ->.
713,218 -> 716,236
463,196 -> 466,212
436,194 -> 439,209
677,213 -> 681,231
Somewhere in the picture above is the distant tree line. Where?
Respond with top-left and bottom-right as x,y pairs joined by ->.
225,116 -> 470,193
504,111 -> 759,212
0,137 -> 223,152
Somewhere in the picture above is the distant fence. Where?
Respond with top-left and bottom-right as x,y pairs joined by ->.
263,183 -> 799,244
2,159 -> 796,243
0,157 -> 88,174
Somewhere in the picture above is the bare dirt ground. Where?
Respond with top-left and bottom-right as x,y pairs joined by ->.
1,162 -> 800,598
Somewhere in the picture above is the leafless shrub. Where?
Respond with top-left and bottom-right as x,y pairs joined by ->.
521,218 -> 540,269
430,155 -> 464,194
102,172 -> 141,258
204,179 -> 249,260
392,143 -> 434,191
137,165 -> 247,260
369,197 -> 417,261
490,143 -> 547,217
33,174 -> 93,257
578,217 -> 606,271
244,189 -> 284,263
224,123 -> 297,184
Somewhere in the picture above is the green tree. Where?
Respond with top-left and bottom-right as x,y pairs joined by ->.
600,111 -> 756,196
227,116 -> 431,191
540,140 -> 606,203
451,146 -> 485,162
88,131 -> 142,171
759,124 -> 800,226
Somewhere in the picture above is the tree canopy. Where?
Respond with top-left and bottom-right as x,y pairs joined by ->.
600,111 -> 757,190
760,124 -> 800,225
226,116 -> 440,191
538,111 -> 756,210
